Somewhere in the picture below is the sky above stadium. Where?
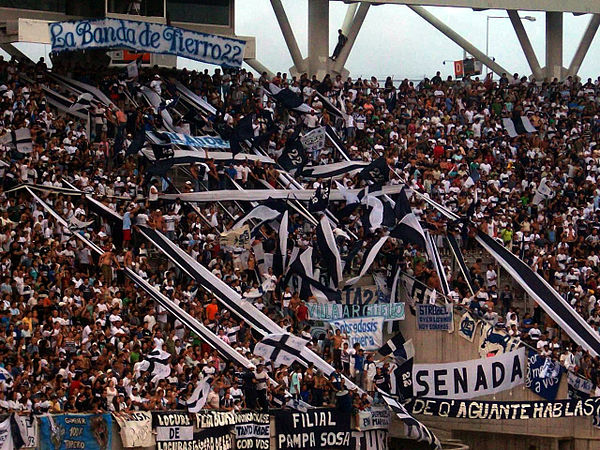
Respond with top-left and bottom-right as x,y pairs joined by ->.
6,2 -> 600,81
231,2 -> 600,81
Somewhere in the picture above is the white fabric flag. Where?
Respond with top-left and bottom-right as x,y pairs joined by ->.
126,60 -> 139,79
532,178 -> 554,205
301,127 -> 326,153
0,417 -> 14,450
186,375 -> 214,412
254,333 -> 307,367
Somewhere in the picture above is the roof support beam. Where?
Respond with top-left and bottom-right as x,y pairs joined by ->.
244,58 -> 275,79
507,10 -> 543,80
341,3 -> 358,35
333,2 -> 370,74
545,11 -> 563,80
270,0 -> 306,73
408,5 -> 510,77
308,0 -> 329,76
567,14 -> 600,77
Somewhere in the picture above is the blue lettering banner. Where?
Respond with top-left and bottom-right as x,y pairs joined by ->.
329,317 -> 384,351
416,304 -> 453,331
39,414 -> 113,450
161,132 -> 230,149
308,302 -> 405,321
526,350 -> 563,401
49,19 -> 246,67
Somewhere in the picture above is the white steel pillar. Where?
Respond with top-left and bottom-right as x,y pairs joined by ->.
0,44 -> 32,63
409,5 -> 510,77
545,11 -> 563,80
308,0 -> 329,77
507,10 -> 543,80
567,14 -> 600,77
270,0 -> 306,73
333,3 -> 370,74
244,59 -> 275,79
341,3 -> 358,36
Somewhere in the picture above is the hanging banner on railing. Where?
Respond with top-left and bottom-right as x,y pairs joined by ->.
153,412 -> 194,449
329,317 -> 384,351
112,412 -> 154,448
479,323 -> 521,358
416,304 -> 453,331
357,407 -> 392,431
350,430 -> 388,450
308,302 -> 405,321
194,411 -> 270,450
399,274 -> 437,306
13,414 -> 38,449
49,19 -> 246,67
275,409 -> 352,450
526,351 -> 563,402
567,372 -> 594,400
39,414 -> 113,450
0,417 -> 15,450
406,397 -> 600,420
233,412 -> 270,450
458,310 -> 478,342
412,348 -> 526,399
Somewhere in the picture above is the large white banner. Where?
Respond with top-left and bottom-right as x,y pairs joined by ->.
113,412 -> 154,448
49,19 -> 246,67
0,417 -> 14,450
412,347 -> 526,399
329,317 -> 384,351
14,415 -> 38,449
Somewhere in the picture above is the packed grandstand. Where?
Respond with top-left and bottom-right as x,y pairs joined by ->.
1,48 -> 600,448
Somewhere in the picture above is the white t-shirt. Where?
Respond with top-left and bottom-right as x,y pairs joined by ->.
255,371 -> 268,391
149,186 -> 159,202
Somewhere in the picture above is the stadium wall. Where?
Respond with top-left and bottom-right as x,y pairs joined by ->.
397,314 -> 600,449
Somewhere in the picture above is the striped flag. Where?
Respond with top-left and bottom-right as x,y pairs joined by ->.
0,367 -> 13,384
476,230 -> 600,356
146,347 -> 171,384
502,115 -> 536,137
425,231 -> 450,295
265,83 -> 312,113
378,331 -> 415,360
309,179 -> 331,213
390,213 -> 427,249
186,375 -> 214,412
359,157 -> 389,184
315,215 -> 343,288
233,199 -> 287,229
345,236 -> 389,286
532,178 -> 555,205
68,92 -> 94,112
463,167 -> 480,189
380,392 -> 441,449
284,247 -> 341,302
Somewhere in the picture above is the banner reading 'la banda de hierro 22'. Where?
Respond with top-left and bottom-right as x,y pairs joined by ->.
49,19 -> 246,67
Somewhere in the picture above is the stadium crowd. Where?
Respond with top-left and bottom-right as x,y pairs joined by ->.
0,52 -> 600,415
